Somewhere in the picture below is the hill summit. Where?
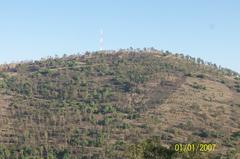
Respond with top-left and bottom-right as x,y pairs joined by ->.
0,49 -> 239,158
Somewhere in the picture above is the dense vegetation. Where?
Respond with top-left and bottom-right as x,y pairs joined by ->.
0,48 -> 239,158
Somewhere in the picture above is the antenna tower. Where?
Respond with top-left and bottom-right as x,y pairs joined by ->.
100,29 -> 104,51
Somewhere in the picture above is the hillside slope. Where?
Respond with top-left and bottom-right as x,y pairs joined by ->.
0,50 -> 239,158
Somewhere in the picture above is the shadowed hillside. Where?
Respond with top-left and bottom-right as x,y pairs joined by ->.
0,49 -> 239,158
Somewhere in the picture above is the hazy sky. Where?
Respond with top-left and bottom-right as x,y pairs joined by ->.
0,0 -> 239,72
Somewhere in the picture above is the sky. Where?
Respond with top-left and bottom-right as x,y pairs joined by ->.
0,0 -> 239,72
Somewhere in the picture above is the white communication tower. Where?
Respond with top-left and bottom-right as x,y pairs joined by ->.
100,29 -> 104,51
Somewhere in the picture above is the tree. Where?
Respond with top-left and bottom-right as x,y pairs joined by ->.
125,138 -> 176,159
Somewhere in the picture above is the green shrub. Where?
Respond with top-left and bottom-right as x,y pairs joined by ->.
219,79 -> 225,84
235,84 -> 240,92
184,73 -> 192,77
99,104 -> 115,114
56,149 -> 69,159
0,72 -> 7,78
231,131 -> 240,139
191,82 -> 206,90
39,68 -> 52,75
196,74 -> 205,78
234,76 -> 240,80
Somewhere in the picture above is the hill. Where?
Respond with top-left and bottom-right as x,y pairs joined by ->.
0,49 -> 239,158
